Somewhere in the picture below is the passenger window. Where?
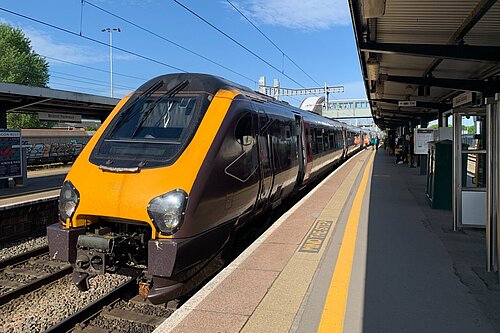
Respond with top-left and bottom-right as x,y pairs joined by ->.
235,113 -> 253,146
316,128 -> 324,152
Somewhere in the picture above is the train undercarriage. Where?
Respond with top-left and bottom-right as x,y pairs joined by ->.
48,218 -> 235,304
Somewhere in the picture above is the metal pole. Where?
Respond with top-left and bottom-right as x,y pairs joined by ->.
0,105 -> 6,128
453,111 -> 462,231
324,82 -> 328,114
109,30 -> 113,98
496,93 -> 500,281
102,28 -> 120,98
486,100 -> 495,271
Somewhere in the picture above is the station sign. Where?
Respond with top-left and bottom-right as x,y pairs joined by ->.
38,112 -> 82,123
398,101 -> 417,107
0,129 -> 22,179
453,92 -> 475,108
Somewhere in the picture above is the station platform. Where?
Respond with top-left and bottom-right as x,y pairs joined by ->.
0,167 -> 67,209
151,148 -> 500,333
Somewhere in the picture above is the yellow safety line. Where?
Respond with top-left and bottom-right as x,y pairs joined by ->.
317,151 -> 375,333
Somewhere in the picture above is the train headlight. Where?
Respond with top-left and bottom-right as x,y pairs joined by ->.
59,181 -> 80,222
147,189 -> 188,235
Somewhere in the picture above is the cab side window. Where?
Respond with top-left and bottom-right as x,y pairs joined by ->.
235,113 -> 253,148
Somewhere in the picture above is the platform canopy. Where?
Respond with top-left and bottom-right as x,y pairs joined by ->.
0,82 -> 120,124
349,0 -> 500,129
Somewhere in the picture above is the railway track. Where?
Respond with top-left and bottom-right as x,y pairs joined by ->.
46,279 -> 174,333
0,247 -> 72,306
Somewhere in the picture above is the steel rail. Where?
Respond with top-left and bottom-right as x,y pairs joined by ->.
0,265 -> 72,306
44,279 -> 137,333
0,246 -> 49,270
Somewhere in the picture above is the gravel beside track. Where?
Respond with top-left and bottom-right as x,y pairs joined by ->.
0,274 -> 130,333
87,316 -> 155,333
0,237 -> 48,261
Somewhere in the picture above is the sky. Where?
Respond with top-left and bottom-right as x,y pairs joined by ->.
0,0 -> 366,107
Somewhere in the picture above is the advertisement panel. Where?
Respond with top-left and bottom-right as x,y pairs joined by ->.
0,129 -> 22,179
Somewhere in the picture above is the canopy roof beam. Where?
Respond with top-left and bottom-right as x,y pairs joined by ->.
361,43 -> 500,63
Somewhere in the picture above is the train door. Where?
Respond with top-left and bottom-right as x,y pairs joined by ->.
255,109 -> 274,210
303,122 -> 313,183
294,115 -> 307,186
342,127 -> 347,158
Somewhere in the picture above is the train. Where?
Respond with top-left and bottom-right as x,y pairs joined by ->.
47,73 -> 375,304
21,129 -> 94,165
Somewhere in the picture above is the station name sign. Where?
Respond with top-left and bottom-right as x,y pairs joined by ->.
398,101 -> 417,107
38,112 -> 82,123
453,92 -> 475,108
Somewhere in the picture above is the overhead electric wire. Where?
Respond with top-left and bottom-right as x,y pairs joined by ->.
225,0 -> 322,87
50,70 -> 136,89
43,55 -> 147,81
83,0 -> 257,85
49,81 -> 106,93
50,74 -> 134,90
0,6 -> 188,73
171,0 -> 308,89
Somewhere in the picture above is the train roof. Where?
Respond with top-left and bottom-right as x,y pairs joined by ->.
137,74 -> 374,133
140,73 -> 255,97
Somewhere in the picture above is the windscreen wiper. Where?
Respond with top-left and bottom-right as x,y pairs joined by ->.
130,79 -> 190,139
108,80 -> 165,138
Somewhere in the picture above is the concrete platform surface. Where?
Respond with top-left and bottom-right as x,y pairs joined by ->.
0,166 -> 68,200
153,149 -> 500,333
0,167 -> 67,208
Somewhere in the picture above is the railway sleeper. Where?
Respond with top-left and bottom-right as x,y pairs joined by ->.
3,267 -> 48,278
101,307 -> 166,326
0,279 -> 25,289
29,259 -> 70,269
77,325 -> 108,333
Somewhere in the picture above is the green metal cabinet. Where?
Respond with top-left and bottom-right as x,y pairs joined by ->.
426,140 -> 452,210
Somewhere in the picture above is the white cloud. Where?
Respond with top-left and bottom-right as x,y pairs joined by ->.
23,27 -> 104,65
0,18 -> 100,64
0,18 -> 139,65
231,0 -> 350,30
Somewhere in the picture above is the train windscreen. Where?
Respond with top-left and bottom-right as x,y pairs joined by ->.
90,84 -> 212,168
108,95 -> 198,142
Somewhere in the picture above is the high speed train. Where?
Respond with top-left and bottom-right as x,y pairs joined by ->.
47,73 -> 373,304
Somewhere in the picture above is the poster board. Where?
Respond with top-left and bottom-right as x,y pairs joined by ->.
0,129 -> 22,179
414,128 -> 435,155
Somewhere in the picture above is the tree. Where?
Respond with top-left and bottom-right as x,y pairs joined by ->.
462,125 -> 476,134
0,23 -> 50,128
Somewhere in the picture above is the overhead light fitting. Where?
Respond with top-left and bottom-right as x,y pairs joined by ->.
363,0 -> 387,18
367,57 -> 380,81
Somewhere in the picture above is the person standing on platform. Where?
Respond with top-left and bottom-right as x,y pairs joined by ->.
375,136 -> 380,151
409,133 -> 416,167
371,136 -> 376,150
389,135 -> 395,155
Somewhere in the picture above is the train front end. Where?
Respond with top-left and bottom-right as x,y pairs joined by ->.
47,74 -> 238,303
